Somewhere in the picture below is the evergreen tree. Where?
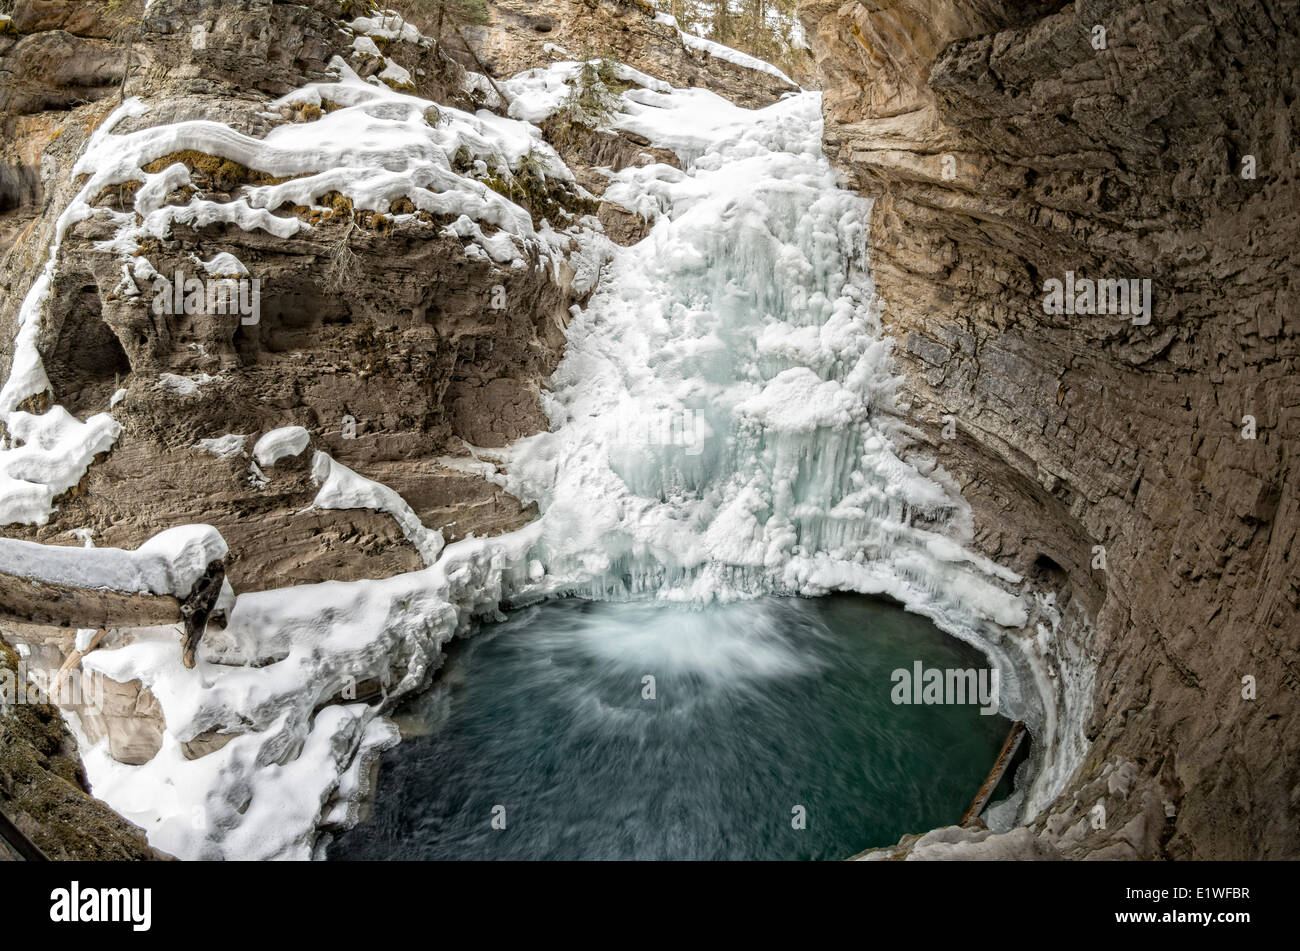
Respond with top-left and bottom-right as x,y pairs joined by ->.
653,0 -> 804,77
390,0 -> 491,56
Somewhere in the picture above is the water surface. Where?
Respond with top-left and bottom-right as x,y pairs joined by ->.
331,594 -> 1013,860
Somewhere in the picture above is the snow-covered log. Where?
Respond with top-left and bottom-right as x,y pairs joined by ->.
0,526 -> 228,668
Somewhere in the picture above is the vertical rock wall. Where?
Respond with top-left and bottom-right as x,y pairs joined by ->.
802,0 -> 1298,858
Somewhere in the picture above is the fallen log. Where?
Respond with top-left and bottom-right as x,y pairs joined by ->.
0,526 -> 228,669
960,719 -> 1027,827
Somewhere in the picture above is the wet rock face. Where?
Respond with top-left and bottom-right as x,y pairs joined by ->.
803,0 -> 1299,858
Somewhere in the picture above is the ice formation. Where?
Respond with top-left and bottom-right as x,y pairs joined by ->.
0,41 -> 1091,859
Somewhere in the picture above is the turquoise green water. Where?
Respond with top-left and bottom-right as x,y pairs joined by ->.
330,594 -> 1015,861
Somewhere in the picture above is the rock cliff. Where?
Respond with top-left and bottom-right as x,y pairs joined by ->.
0,0 -> 803,858
2,0 -> 1293,861
801,0 -> 1298,858
462,0 -> 798,107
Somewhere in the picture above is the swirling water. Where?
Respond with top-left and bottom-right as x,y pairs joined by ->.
331,593 -> 1013,860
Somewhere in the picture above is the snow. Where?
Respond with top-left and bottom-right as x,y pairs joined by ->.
155,373 -> 217,396
247,460 -> 268,489
499,61 -> 775,170
0,407 -> 122,526
256,76 -> 571,257
677,29 -> 798,87
40,51 -> 1083,861
194,434 -> 247,459
349,14 -> 425,45
309,451 -> 445,565
502,62 -> 583,124
653,11 -> 799,87
197,252 -> 248,276
461,71 -> 505,110
613,84 -> 781,168
734,367 -> 862,432
378,58 -> 413,88
352,35 -> 383,58
0,524 -> 227,597
66,527 -> 95,547
81,702 -> 398,861
252,426 -> 310,467
343,12 -> 427,92
0,99 -> 147,417
77,524 -> 541,859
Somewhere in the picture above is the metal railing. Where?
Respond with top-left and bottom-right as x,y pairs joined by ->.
0,803 -> 48,861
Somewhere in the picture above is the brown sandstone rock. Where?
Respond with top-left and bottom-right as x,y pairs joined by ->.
0,633 -> 167,859
464,0 -> 799,107
802,0 -> 1299,859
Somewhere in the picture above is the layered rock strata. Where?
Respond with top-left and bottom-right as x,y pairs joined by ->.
801,0 -> 1299,859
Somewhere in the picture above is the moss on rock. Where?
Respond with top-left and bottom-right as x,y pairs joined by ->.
0,634 -> 166,860
142,150 -> 307,193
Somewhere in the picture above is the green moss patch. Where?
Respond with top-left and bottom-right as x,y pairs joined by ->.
0,635 -> 160,860
142,150 -> 308,192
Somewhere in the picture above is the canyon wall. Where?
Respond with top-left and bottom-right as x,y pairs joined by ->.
0,0 -> 544,847
1,635 -> 163,858
0,0 -> 798,857
0,0 -> 575,586
2,0 -> 1294,861
464,0 -> 799,106
802,0 -> 1298,858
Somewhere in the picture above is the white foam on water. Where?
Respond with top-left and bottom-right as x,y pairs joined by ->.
527,599 -> 826,685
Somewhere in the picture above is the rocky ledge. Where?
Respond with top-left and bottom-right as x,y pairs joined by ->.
0,0 -> 807,859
